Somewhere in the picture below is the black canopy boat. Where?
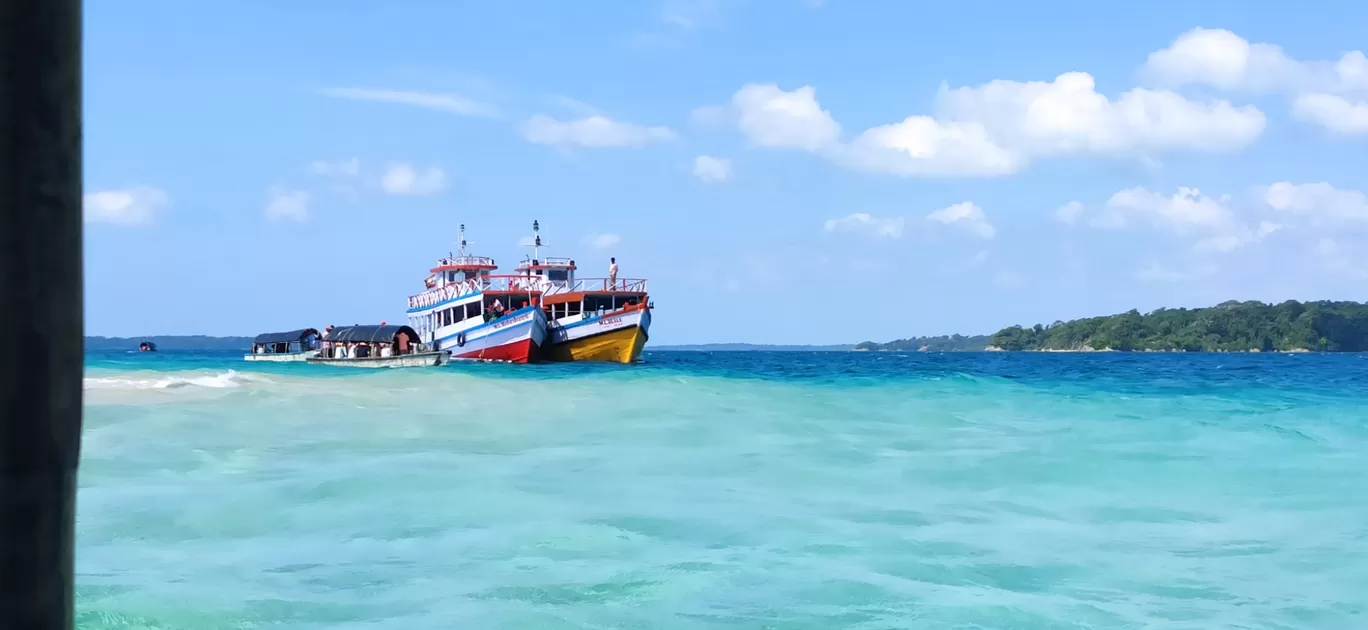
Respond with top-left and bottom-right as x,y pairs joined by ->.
138,341 -> 157,352
308,324 -> 449,368
245,328 -> 321,362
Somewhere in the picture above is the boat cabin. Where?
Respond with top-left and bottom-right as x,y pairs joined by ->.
250,328 -> 320,355
321,324 -> 423,359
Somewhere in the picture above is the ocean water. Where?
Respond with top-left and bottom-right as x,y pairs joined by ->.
78,350 -> 1368,629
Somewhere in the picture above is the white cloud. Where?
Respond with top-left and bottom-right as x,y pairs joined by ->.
822,213 -> 905,238
1291,93 -> 1368,135
1261,181 -> 1368,225
379,163 -> 447,196
1313,238 -> 1368,278
926,201 -> 995,238
1055,201 -> 1084,224
310,158 -> 361,178
1140,29 -> 1368,135
935,72 -> 1265,156
731,84 -> 842,151
709,75 -> 1263,177
693,155 -> 733,183
520,115 -> 676,148
310,158 -> 363,202
584,233 -> 621,250
1135,262 -> 1218,283
319,87 -> 498,117
265,187 -> 309,223
1071,186 -> 1278,253
83,186 -> 168,225
1140,28 -> 1368,95
1105,186 -> 1238,234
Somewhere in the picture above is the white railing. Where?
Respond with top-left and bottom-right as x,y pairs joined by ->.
542,278 -> 647,295
409,276 -> 647,309
408,279 -> 480,310
434,255 -> 495,268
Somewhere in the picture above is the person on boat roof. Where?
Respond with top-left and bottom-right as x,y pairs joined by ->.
609,257 -> 618,290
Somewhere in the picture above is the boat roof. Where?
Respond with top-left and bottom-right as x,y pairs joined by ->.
515,256 -> 575,271
252,328 -> 320,344
327,324 -> 419,344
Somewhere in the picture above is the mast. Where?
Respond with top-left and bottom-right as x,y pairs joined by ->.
532,220 -> 542,264
457,223 -> 468,258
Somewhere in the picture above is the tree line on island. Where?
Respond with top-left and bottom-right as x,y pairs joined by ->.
856,300 -> 1368,353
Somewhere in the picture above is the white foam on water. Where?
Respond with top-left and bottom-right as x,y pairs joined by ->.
84,369 -> 272,392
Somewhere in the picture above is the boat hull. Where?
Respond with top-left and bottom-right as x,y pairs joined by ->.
307,351 -> 450,368
243,350 -> 317,362
543,307 -> 651,364
435,306 -> 547,364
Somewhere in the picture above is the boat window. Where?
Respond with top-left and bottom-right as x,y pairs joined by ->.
442,308 -> 452,327
567,300 -> 581,317
584,295 -> 614,313
465,301 -> 481,320
547,269 -> 569,282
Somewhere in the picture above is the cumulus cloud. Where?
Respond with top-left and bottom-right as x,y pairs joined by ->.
83,186 -> 169,225
1067,186 -> 1278,253
706,74 -> 1263,177
319,87 -> 498,117
1140,28 -> 1368,95
585,233 -> 621,250
693,155 -> 733,183
926,201 -> 995,239
1140,28 -> 1368,135
1055,201 -> 1084,224
265,187 -> 309,223
520,115 -> 676,148
1261,181 -> 1368,225
1291,93 -> 1368,135
822,213 -> 905,238
380,163 -> 447,196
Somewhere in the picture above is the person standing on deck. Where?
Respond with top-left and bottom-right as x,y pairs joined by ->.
608,257 -> 618,291
397,330 -> 411,355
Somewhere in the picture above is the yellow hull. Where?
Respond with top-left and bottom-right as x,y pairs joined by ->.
542,325 -> 647,364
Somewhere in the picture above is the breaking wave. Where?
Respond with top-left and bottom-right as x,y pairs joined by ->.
84,369 -> 272,392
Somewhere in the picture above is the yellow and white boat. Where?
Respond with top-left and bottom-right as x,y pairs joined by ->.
512,223 -> 652,363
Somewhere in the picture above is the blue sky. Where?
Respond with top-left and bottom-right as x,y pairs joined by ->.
85,0 -> 1368,344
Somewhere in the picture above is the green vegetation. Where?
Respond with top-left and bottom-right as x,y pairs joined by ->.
853,334 -> 990,352
987,300 -> 1368,352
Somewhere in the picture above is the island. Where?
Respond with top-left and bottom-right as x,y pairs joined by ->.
852,335 -> 991,352
855,300 -> 1368,353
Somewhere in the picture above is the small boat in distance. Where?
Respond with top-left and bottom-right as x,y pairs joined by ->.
138,341 -> 158,352
307,324 -> 449,368
245,328 -> 321,362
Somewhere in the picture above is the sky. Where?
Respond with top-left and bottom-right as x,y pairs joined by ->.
84,0 -> 1368,345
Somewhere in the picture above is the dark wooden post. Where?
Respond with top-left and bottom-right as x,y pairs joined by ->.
0,0 -> 85,628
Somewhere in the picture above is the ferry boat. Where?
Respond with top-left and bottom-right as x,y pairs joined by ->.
245,328 -> 321,362
405,224 -> 548,363
307,324 -> 449,368
526,225 -> 653,364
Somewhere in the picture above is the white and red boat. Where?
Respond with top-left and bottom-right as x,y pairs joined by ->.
405,225 -> 547,363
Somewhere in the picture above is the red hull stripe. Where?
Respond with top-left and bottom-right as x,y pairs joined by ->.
455,338 -> 536,363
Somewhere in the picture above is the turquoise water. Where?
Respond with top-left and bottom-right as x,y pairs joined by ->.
80,351 -> 1368,629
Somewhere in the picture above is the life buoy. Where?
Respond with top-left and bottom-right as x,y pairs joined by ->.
456,332 -> 467,347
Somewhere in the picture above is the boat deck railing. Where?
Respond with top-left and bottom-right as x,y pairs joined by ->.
433,255 -> 495,268
542,278 -> 647,295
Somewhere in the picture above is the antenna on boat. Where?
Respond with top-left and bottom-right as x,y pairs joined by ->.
457,223 -> 469,257
531,220 -> 542,264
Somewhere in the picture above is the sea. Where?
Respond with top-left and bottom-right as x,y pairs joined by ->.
79,350 -> 1368,629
